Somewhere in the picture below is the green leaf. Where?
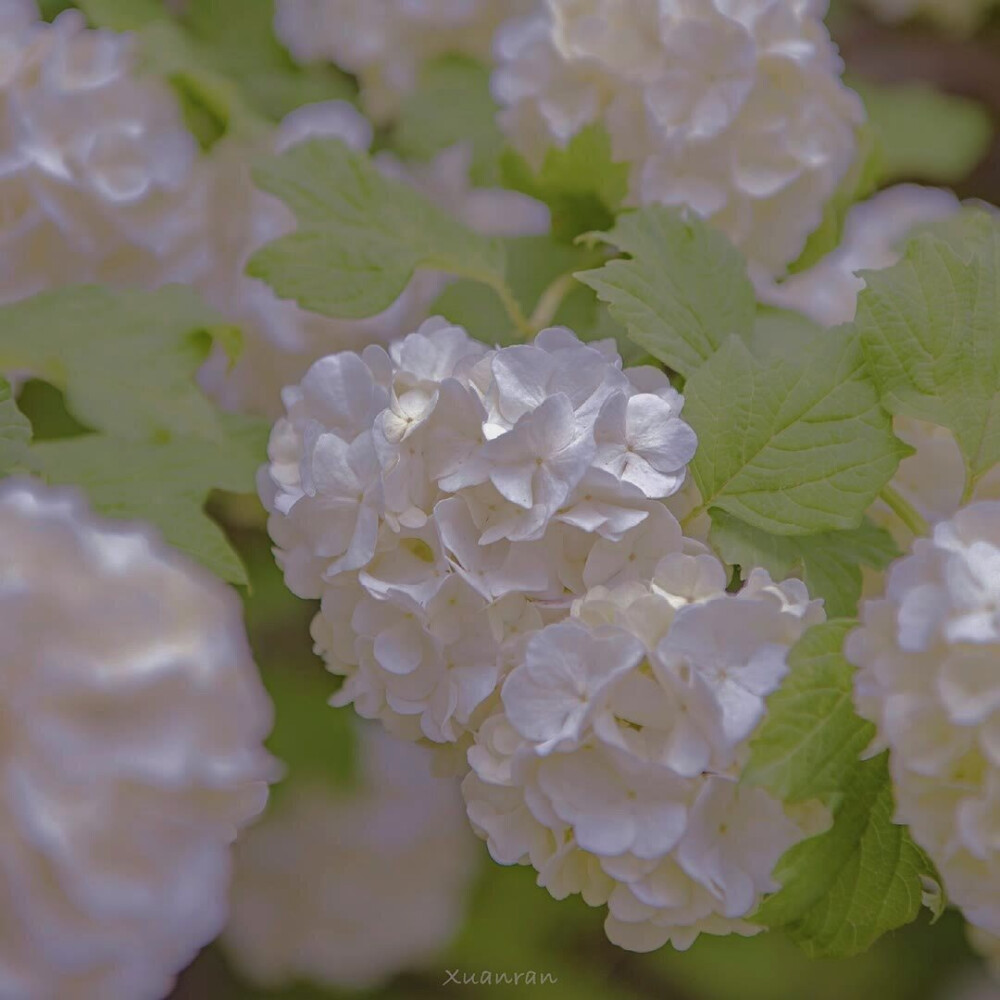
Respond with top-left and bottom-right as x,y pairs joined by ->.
789,125 -> 884,275
179,0 -> 355,122
27,413 -> 268,584
0,379 -> 30,477
758,753 -> 934,957
391,55 -> 504,186
684,331 -> 908,535
853,78 -> 992,185
710,512 -> 899,618
0,285 -> 239,444
748,623 -> 939,957
249,139 -> 508,319
138,21 -> 271,141
431,235 -> 644,361
577,206 -> 756,377
853,211 -> 1000,493
501,125 -> 630,242
745,622 -> 874,803
76,0 -> 166,29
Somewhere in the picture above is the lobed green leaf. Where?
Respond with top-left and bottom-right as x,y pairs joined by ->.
684,331 -> 908,535
577,206 -> 756,377
249,139 -> 507,319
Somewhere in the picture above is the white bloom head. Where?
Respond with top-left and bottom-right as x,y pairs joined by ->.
494,0 -> 866,275
0,2 -> 209,303
274,0 -> 536,122
849,501 -> 1000,939
260,321 -> 697,744
223,725 -> 477,990
0,478 -> 275,999
464,552 -> 824,951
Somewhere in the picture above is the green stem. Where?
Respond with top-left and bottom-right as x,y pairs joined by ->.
680,504 -> 707,532
483,275 -> 533,341
880,485 -> 929,538
528,271 -> 578,334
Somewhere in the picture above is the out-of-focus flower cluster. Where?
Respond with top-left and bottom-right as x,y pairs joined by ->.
492,0 -> 865,275
464,555 -> 826,951
260,320 -> 698,746
849,502 -> 1000,942
274,0 -> 536,121
0,0 -> 208,303
223,725 -> 478,990
0,479 -> 276,1000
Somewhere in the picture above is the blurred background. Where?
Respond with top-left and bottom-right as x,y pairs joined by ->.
26,0 -> 1000,996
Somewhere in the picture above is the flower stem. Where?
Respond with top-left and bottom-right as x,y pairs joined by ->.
879,485 -> 929,538
528,271 -> 579,334
483,275 -> 533,341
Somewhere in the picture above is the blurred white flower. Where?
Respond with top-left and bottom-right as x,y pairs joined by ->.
849,501 -> 1000,943
223,725 -> 478,991
493,0 -> 865,276
464,553 -> 825,951
0,1 -> 209,303
273,0 -> 536,122
0,478 -> 275,1000
758,184 -> 962,327
858,0 -> 999,33
260,321 -> 697,745
199,103 -> 549,416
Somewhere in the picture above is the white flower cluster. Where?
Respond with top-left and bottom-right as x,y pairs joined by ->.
274,0 -> 536,122
0,0 -> 208,304
260,320 -> 698,745
859,0 -> 999,33
199,101 -> 549,415
493,0 -> 865,276
463,555 -> 826,951
0,479 -> 276,1000
223,725 -> 477,990
849,502 -> 1000,941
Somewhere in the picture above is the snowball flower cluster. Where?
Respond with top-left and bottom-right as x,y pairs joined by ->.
274,0 -> 536,122
223,725 -> 477,990
199,101 -> 549,414
493,0 -> 865,276
260,320 -> 697,746
0,479 -> 275,1000
859,0 -> 999,33
849,502 -> 1000,940
0,0 -> 208,304
463,553 -> 826,952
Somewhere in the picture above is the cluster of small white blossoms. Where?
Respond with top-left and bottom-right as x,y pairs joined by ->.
259,320 -> 698,747
848,502 -> 1000,943
198,100 -> 550,415
0,478 -> 276,1000
859,0 -> 999,33
223,725 -> 477,990
273,0 -> 536,122
0,0 -> 208,304
492,0 -> 866,276
463,554 -> 827,951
